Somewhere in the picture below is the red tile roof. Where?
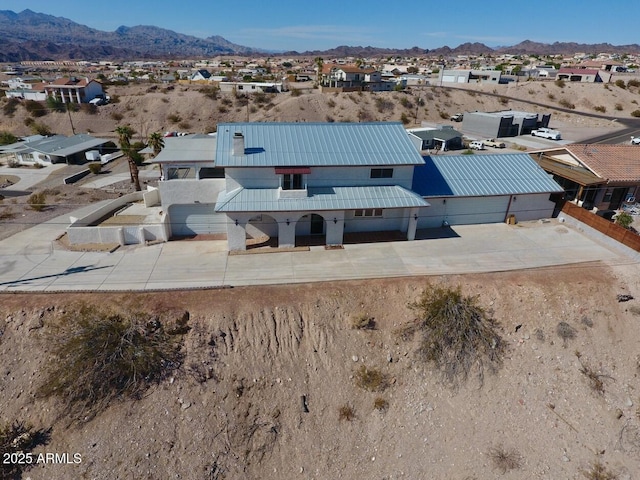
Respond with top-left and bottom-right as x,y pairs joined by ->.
565,144 -> 640,183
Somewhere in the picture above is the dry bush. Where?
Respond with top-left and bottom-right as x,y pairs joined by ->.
351,313 -> 375,330
581,316 -> 594,328
1,421 -> 51,478
582,460 -> 618,480
355,365 -> 388,392
27,192 -> 47,211
373,397 -> 389,412
556,321 -> 577,347
38,304 -> 185,422
338,404 -> 355,421
409,285 -> 505,387
374,97 -> 394,113
488,444 -> 522,474
559,98 -> 576,109
579,360 -> 609,395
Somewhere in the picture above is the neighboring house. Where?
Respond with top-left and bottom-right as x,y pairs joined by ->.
412,153 -> 564,228
462,110 -> 551,138
438,69 -> 502,84
218,81 -> 287,93
407,126 -> 463,152
190,69 -> 212,82
0,134 -> 111,165
531,145 -> 640,211
43,77 -> 105,103
213,122 -> 429,251
320,65 -> 394,92
556,68 -> 607,83
151,134 -> 228,237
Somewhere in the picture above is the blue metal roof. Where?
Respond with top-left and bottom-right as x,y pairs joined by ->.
215,122 -> 425,167
214,185 -> 429,213
412,153 -> 564,197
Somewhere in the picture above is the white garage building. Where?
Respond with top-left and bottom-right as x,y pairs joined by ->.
412,153 -> 563,228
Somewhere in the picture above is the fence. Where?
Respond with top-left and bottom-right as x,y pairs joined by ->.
561,201 -> 640,252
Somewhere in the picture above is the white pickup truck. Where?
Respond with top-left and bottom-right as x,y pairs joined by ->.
531,127 -> 561,140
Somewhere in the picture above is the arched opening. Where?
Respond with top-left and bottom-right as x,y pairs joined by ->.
295,213 -> 326,246
246,214 -> 278,249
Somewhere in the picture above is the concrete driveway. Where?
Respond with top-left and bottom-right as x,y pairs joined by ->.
0,204 -> 632,292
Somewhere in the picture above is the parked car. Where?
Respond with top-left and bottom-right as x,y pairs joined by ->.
469,141 -> 485,150
484,138 -> 506,148
631,136 -> 640,145
531,127 -> 561,140
450,113 -> 464,122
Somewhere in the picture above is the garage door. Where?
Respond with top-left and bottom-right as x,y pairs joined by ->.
168,204 -> 226,237
419,196 -> 510,228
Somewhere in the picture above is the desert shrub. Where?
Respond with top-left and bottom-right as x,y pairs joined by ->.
615,79 -> 626,89
615,103 -> 623,111
579,360 -> 606,395
221,97 -> 233,106
556,321 -> 576,347
3,97 -> 20,117
399,97 -> 413,109
355,365 -> 388,392
338,404 -> 355,421
559,98 -> 575,109
24,100 -> 46,117
32,162 -> 44,169
218,106 -> 228,113
80,103 -> 97,114
581,316 -> 594,328
555,79 -> 566,88
46,96 -> 66,113
400,113 -> 411,125
0,131 -> 17,146
37,304 -> 185,421
534,328 -> 545,342
235,95 -> 249,107
0,208 -> 16,220
547,93 -> 556,100
594,105 -> 606,113
23,117 -> 34,127
87,162 -> 102,174
109,94 -> 120,103
7,158 -> 20,168
325,115 -> 335,123
167,113 -> 182,123
178,121 -> 191,130
31,121 -> 52,136
498,96 -> 509,105
462,149 -> 474,155
438,110 -> 449,119
27,192 -> 47,211
488,444 -> 522,474
0,421 -> 51,478
582,460 -> 618,480
628,79 -> 640,88
632,110 -> 640,117
409,285 -> 505,386
200,86 -> 219,100
290,88 -> 301,97
110,112 -> 124,121
373,397 -> 389,412
351,313 -> 375,330
374,97 -> 394,113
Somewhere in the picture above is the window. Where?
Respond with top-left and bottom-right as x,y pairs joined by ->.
282,173 -> 303,190
354,209 -> 383,217
167,166 -> 195,179
370,168 -> 393,179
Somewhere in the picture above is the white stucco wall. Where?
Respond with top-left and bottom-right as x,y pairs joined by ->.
158,178 -> 225,207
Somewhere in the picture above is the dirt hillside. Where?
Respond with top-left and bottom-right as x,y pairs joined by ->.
2,263 -> 640,479
2,79 -> 639,140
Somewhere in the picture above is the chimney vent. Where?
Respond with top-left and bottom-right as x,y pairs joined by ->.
232,132 -> 245,156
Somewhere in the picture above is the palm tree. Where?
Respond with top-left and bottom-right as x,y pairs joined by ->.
147,132 -> 164,157
115,124 -> 141,191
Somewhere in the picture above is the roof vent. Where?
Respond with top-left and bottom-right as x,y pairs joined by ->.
232,132 -> 245,156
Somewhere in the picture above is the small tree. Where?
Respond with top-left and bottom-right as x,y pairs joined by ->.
615,211 -> 633,229
115,124 -> 141,191
0,131 -> 18,146
148,132 -> 165,157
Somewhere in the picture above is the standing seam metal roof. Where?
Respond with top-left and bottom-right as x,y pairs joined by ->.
214,185 -> 429,213
412,154 -> 564,197
215,122 -> 425,167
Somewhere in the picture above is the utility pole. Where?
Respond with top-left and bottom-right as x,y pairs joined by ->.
66,104 -> 76,135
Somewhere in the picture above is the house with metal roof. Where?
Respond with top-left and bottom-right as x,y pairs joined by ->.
212,122 -> 429,250
530,145 -> 640,211
407,126 -> 464,152
0,134 -> 111,165
412,153 -> 563,228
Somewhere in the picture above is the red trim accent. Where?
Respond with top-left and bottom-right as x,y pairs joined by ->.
274,167 -> 311,174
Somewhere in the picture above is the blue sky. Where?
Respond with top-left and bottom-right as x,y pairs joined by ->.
4,1 -> 639,52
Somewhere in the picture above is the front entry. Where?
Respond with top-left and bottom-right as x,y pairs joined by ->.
310,214 -> 324,235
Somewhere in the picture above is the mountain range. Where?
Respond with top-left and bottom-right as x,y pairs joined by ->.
1,9 -> 640,62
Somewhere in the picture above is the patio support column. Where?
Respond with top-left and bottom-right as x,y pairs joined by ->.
76,89 -> 81,103
406,207 -> 419,241
325,211 -> 345,246
277,214 -> 296,248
